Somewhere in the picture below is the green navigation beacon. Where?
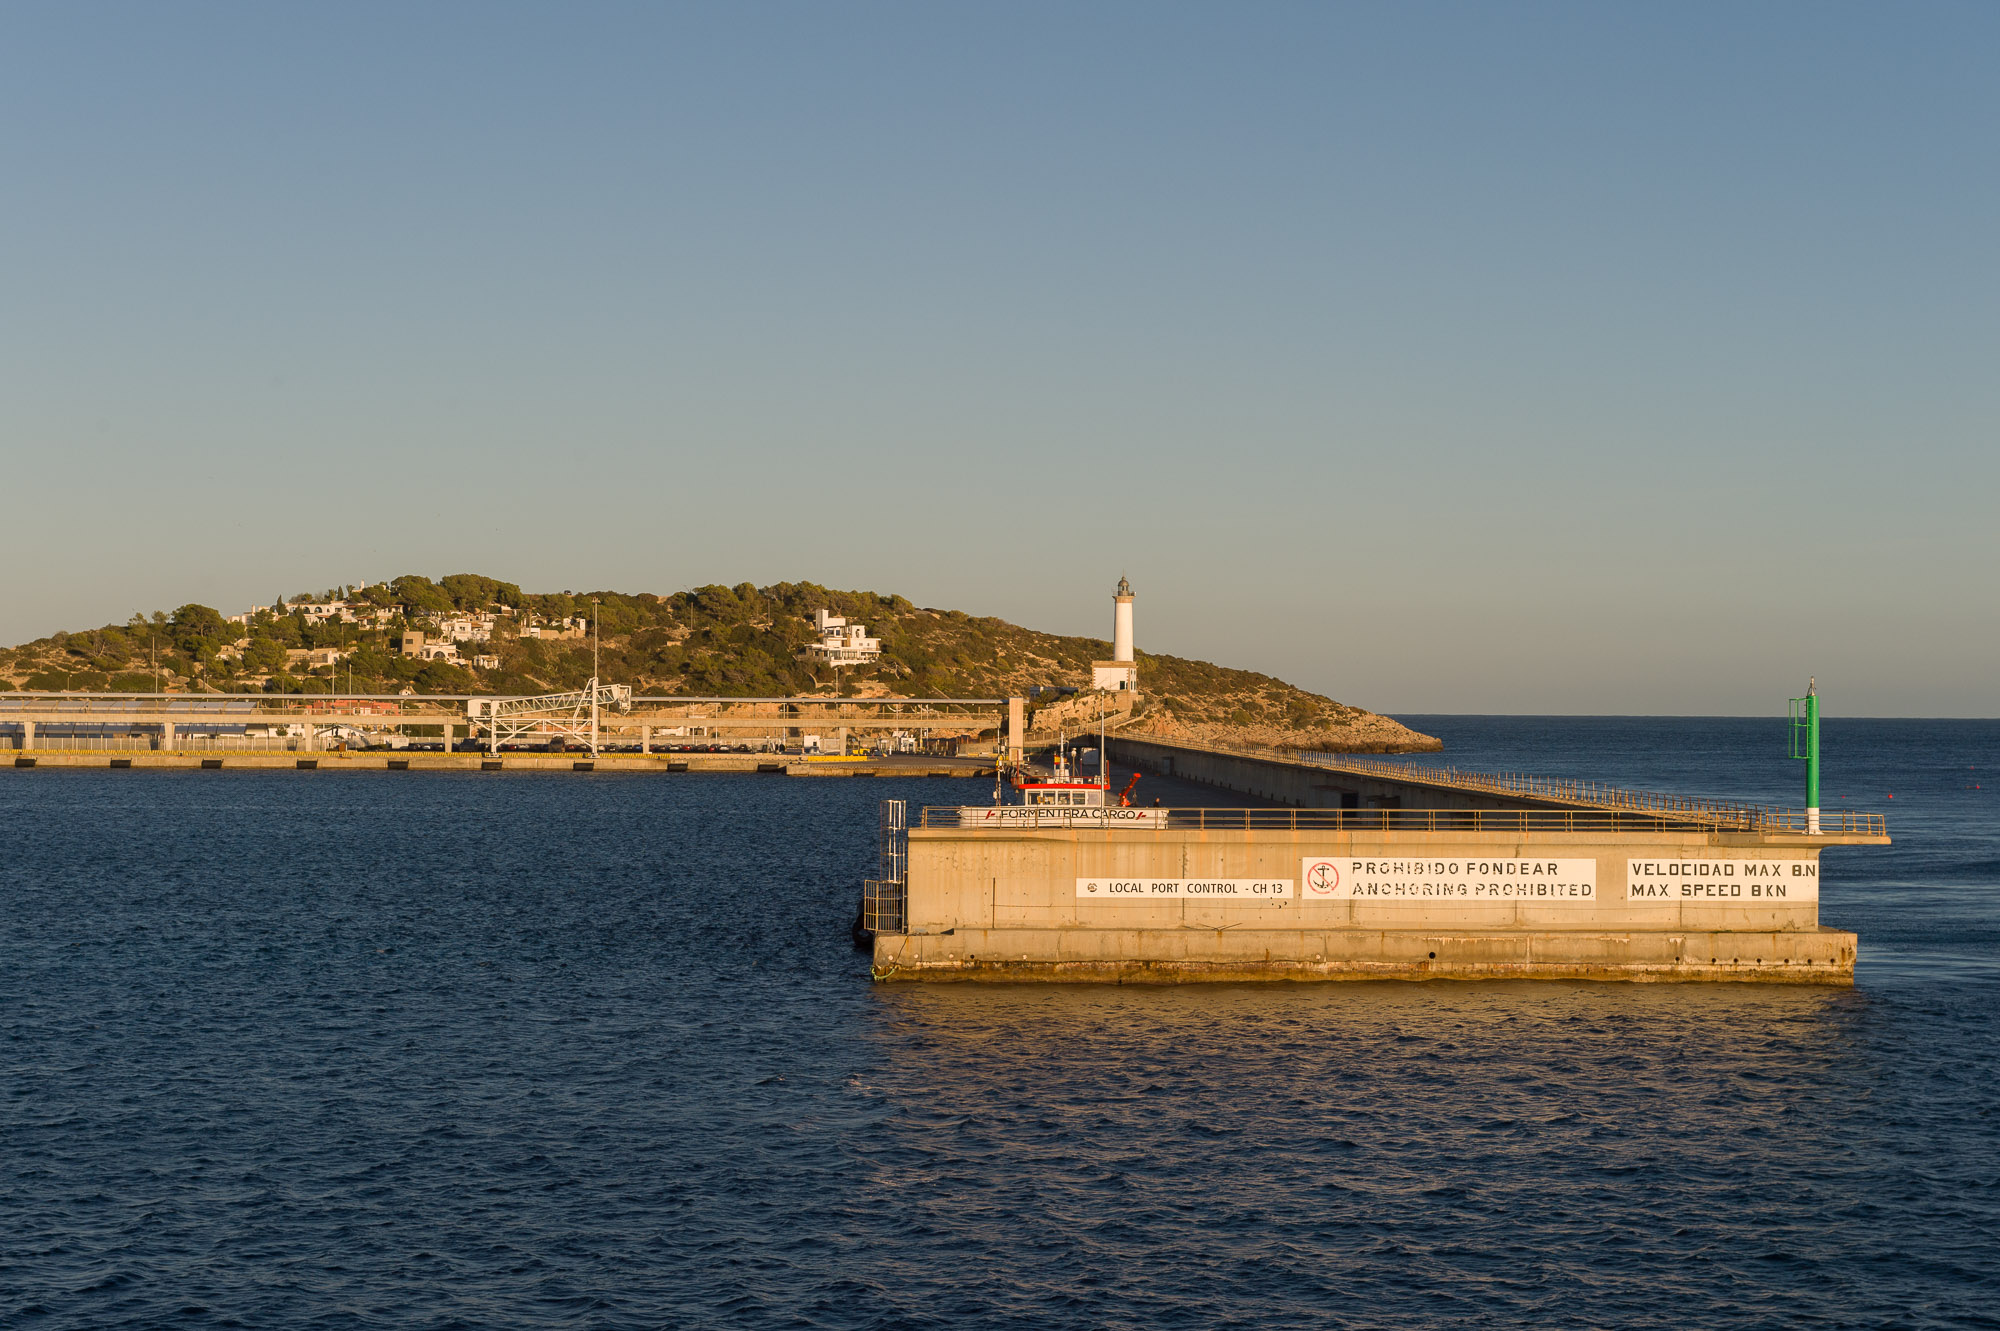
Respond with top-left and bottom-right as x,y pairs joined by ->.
1789,677 -> 1821,834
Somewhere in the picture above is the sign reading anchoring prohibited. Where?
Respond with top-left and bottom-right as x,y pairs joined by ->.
1076,878 -> 1294,900
1299,857 -> 1599,901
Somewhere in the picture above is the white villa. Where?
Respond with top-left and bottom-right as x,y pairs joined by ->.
803,609 -> 882,666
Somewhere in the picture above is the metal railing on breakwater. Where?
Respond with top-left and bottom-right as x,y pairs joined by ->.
1107,734 -> 1886,837
918,804 -> 1884,836
5,736 -> 395,753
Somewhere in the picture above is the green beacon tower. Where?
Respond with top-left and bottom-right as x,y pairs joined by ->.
1789,677 -> 1821,834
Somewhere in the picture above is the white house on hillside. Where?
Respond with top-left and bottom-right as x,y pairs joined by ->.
803,609 -> 881,666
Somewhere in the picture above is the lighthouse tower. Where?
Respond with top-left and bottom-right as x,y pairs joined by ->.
1092,577 -> 1139,697
1112,576 -> 1134,662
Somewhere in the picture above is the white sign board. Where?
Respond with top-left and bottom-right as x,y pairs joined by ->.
960,807 -> 1168,828
1076,878 -> 1294,900
1299,857 -> 1600,903
1625,859 -> 1818,903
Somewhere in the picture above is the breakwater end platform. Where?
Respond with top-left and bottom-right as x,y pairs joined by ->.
863,739 -> 1889,986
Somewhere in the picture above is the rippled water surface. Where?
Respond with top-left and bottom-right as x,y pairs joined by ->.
4,718 -> 1997,1328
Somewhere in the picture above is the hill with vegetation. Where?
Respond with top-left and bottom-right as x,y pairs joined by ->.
0,576 -> 1439,753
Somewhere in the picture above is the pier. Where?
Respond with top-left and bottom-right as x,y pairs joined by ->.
0,690 -> 1009,769
862,736 -> 1889,986
3,750 -> 995,776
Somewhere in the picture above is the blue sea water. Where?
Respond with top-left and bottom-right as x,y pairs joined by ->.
2,717 -> 1996,1329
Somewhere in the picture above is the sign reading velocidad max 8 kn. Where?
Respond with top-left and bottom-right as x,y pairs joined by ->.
1299,858 -> 1600,901
1625,859 -> 1819,902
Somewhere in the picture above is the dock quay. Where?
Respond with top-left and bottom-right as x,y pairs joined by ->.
0,689 -> 1007,770
2,750 -> 994,776
862,735 -> 1890,987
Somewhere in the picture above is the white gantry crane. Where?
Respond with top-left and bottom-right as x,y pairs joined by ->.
466,681 -> 632,756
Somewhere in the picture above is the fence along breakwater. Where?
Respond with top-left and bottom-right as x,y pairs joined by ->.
1104,734 -> 1883,835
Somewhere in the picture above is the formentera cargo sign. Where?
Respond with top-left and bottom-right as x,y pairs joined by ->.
959,807 -> 1168,828
1299,857 -> 1600,902
1076,878 -> 1295,900
1625,859 -> 1818,902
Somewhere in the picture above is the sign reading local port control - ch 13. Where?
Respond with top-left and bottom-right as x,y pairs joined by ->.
1075,879 -> 1294,899
1625,859 -> 1819,902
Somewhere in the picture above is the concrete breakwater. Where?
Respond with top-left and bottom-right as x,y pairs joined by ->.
869,814 -> 1867,984
865,739 -> 1890,986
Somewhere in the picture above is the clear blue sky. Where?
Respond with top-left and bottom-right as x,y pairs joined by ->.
3,2 -> 1993,714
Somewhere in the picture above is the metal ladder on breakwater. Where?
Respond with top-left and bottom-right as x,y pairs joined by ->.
856,799 -> 908,940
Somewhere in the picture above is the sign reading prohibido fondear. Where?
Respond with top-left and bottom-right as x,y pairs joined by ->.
1299,857 -> 1599,902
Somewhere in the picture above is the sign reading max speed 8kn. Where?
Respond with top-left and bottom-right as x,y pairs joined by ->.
1625,859 -> 1819,902
1300,857 -> 1599,901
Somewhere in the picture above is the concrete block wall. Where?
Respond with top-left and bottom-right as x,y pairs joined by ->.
904,828 -> 1825,936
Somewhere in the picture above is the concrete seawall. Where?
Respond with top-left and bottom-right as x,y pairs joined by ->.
871,805 -> 1883,985
875,927 -> 1855,984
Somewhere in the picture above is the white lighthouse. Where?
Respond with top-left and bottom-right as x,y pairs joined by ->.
1112,575 -> 1134,662
1092,576 -> 1139,696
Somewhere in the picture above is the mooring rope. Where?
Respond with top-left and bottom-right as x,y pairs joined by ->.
870,931 -> 914,982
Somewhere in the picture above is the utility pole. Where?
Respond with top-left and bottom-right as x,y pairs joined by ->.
591,598 -> 601,757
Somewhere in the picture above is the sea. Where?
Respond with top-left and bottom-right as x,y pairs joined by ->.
2,716 -> 1995,1329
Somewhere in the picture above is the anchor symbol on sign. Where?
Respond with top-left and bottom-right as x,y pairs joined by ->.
1306,861 -> 1341,895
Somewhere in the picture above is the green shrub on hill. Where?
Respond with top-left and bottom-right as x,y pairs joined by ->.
0,574 -> 1431,750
